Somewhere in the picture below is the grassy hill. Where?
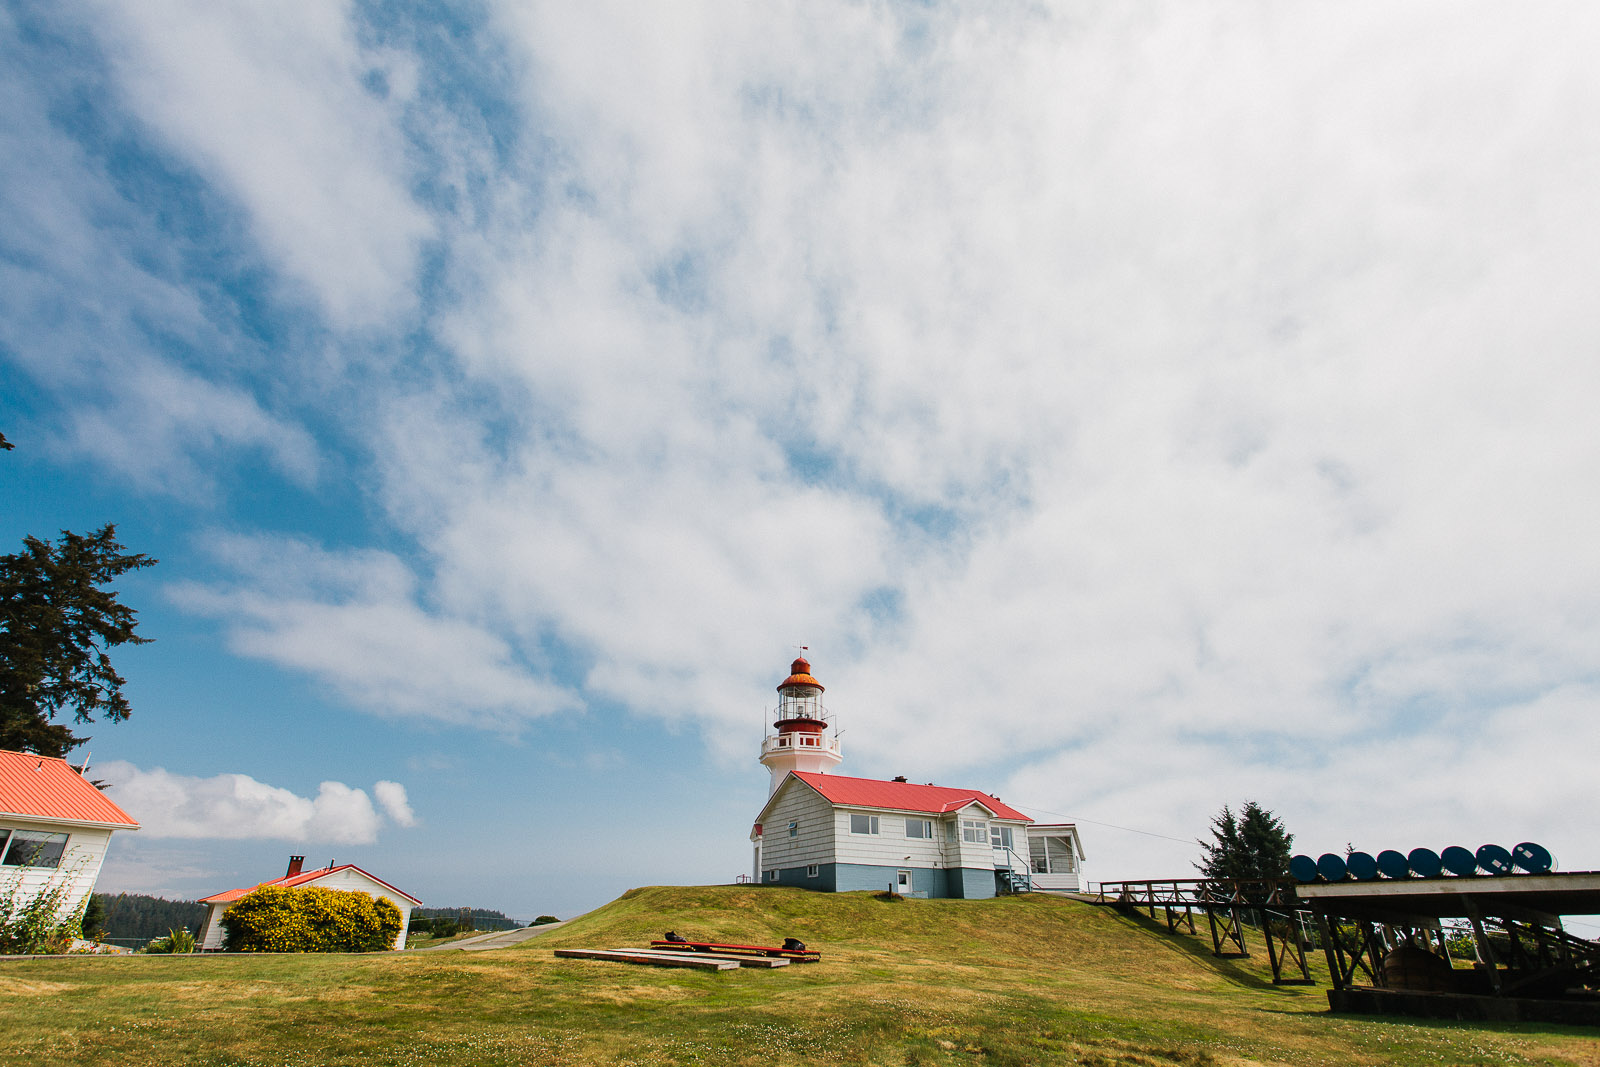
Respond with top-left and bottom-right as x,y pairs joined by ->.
1,885 -> 1595,1066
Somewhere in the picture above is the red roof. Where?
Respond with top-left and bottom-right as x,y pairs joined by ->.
791,771 -> 1031,822
778,656 -> 824,692
200,864 -> 422,906
0,750 -> 139,828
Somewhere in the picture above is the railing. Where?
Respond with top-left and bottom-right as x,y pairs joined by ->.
760,733 -> 841,757
768,699 -> 832,725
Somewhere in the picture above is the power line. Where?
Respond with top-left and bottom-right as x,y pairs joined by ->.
1014,802 -> 1195,846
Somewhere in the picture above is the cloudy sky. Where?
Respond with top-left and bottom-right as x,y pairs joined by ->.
4,1 -> 1599,922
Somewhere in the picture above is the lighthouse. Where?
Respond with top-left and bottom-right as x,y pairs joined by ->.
758,654 -> 843,795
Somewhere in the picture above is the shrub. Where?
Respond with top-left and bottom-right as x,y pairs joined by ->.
531,915 -> 559,926
0,864 -> 86,955
222,886 -> 402,953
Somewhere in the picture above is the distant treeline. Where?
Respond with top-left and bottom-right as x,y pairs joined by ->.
94,893 -> 208,943
413,906 -> 522,932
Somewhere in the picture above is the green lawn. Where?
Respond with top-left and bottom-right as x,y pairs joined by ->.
2,886 -> 1595,1066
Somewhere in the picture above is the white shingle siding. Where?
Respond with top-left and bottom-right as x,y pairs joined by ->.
0,820 -> 112,922
759,780 -> 834,873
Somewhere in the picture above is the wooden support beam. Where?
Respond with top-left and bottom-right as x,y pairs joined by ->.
554,949 -> 738,971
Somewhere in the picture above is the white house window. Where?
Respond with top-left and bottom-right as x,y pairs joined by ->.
807,865 -> 819,878
897,870 -> 912,890
905,819 -> 933,839
788,821 -> 798,838
946,822 -> 958,841
990,825 -> 1014,849
0,830 -> 68,869
766,869 -> 779,882
850,814 -> 880,835
961,819 -> 988,844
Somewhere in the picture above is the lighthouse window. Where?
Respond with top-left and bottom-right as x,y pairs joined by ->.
961,819 -> 988,844
849,814 -> 880,835
905,819 -> 933,839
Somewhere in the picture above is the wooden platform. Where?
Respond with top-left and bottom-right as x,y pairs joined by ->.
554,948 -> 739,971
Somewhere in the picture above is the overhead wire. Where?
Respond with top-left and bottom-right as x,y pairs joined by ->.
1013,801 -> 1195,846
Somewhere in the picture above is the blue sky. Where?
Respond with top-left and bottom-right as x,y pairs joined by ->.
5,0 -> 1600,922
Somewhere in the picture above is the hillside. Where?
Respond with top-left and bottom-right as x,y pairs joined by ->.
1,885 -> 1594,1066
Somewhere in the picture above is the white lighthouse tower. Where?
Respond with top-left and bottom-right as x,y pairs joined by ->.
758,654 -> 843,796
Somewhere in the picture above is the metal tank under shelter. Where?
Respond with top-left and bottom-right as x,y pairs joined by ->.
1293,843 -> 1600,1025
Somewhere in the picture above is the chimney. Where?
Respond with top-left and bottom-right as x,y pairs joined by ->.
892,775 -> 908,783
286,855 -> 304,878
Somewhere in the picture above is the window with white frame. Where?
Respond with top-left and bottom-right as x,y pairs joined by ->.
905,818 -> 933,839
788,821 -> 798,838
897,870 -> 912,890
766,869 -> 779,882
0,829 -> 68,869
989,825 -> 1014,849
961,819 -> 988,844
849,814 -> 880,835
807,865 -> 819,878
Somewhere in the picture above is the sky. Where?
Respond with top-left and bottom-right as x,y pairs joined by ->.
4,0 -> 1600,924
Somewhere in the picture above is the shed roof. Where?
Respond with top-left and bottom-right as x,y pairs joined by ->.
792,771 -> 1031,822
0,749 -> 139,829
200,863 -> 422,906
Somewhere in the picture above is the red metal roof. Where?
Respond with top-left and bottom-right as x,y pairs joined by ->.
778,656 -> 824,692
791,771 -> 1031,822
0,750 -> 139,828
200,864 -> 422,906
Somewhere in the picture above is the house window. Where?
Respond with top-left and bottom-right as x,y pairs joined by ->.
849,814 -> 880,835
0,830 -> 68,869
961,819 -> 988,844
946,822 -> 958,841
990,825 -> 1014,849
766,869 -> 778,882
807,865 -> 819,878
897,870 -> 912,890
905,819 -> 933,839
788,821 -> 798,838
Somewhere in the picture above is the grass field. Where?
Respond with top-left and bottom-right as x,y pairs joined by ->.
2,885 -> 1596,1066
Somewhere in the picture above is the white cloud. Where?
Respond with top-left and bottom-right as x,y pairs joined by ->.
373,781 -> 417,828
96,761 -> 412,845
13,0 -> 1600,885
168,533 -> 581,728
81,0 -> 433,328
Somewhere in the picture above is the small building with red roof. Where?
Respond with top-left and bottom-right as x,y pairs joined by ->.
751,657 -> 1084,899
196,856 -> 422,951
0,749 -> 140,922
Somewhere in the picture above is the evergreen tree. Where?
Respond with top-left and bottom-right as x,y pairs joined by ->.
1197,801 -> 1293,887
0,525 -> 155,756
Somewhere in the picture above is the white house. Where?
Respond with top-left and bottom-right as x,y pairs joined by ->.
197,856 -> 422,951
749,657 -> 1084,899
0,749 -> 139,923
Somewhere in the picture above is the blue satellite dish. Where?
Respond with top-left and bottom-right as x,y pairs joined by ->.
1511,841 -> 1553,874
1408,847 -> 1442,879
1440,846 -> 1477,876
1289,854 -> 1320,883
1476,843 -> 1514,875
1346,851 -> 1378,881
1317,853 -> 1348,882
1376,849 -> 1409,879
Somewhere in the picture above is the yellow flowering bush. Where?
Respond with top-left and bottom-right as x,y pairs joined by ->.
222,886 -> 402,952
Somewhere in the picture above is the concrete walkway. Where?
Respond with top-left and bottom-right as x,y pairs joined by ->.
410,920 -> 569,952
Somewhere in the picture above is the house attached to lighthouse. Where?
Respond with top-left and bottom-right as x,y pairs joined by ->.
750,656 -> 1084,898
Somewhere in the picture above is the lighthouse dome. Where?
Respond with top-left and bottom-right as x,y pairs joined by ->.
778,657 -> 824,692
